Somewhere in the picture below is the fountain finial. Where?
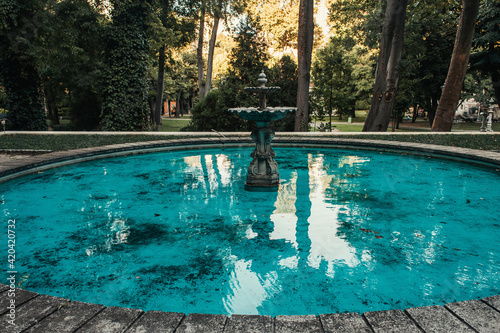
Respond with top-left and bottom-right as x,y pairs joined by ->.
258,70 -> 267,87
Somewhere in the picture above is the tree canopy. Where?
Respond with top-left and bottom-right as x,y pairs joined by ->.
0,0 -> 496,132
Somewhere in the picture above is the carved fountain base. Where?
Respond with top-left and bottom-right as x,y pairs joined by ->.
245,126 -> 280,191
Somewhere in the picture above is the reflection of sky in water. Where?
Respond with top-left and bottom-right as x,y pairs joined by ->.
1,148 -> 499,316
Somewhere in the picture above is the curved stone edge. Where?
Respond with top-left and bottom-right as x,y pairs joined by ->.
1,285 -> 499,332
1,136 -> 499,183
1,137 -> 499,332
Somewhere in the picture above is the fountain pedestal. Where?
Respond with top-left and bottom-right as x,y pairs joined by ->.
229,71 -> 296,191
247,125 -> 279,190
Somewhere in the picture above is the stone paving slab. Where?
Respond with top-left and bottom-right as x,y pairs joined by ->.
363,309 -> 421,333
445,299 -> 500,333
274,315 -> 323,333
0,283 -> 499,332
319,312 -> 373,332
175,313 -> 227,333
0,294 -> 69,333
75,306 -> 143,333
483,294 -> 500,309
125,311 -> 184,333
23,301 -> 105,333
223,314 -> 273,333
0,288 -> 38,315
405,305 -> 474,332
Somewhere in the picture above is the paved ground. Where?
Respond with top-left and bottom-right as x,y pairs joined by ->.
0,154 -> 29,164
1,136 -> 499,332
1,284 -> 499,332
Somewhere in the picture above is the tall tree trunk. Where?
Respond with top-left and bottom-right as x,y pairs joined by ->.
155,44 -> 166,126
491,70 -> 500,107
47,86 -> 60,125
204,15 -> 220,97
431,0 -> 480,132
197,5 -> 206,100
427,95 -> 438,126
412,103 -> 419,122
363,0 -> 408,132
44,89 -> 54,125
149,96 -> 156,122
176,90 -> 182,118
295,0 -> 315,132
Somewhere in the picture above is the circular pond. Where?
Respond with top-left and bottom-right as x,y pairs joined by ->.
1,147 -> 499,316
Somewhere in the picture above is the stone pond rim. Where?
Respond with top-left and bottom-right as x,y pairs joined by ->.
0,136 -> 499,331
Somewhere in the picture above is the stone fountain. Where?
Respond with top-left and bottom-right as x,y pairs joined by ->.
229,71 -> 297,191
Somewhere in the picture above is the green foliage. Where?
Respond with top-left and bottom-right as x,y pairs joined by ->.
472,0 -> 500,64
395,0 -> 460,123
0,85 -> 7,111
0,0 -> 47,130
328,0 -> 463,126
187,17 -> 270,132
186,89 -> 252,131
311,37 -> 358,125
229,17 -> 268,85
461,71 -> 495,107
70,88 -> 102,130
267,55 -> 298,131
328,0 -> 383,45
471,0 -> 500,104
1,60 -> 47,130
100,0 -> 152,131
40,0 -> 106,130
163,51 -> 198,115
267,55 -> 298,107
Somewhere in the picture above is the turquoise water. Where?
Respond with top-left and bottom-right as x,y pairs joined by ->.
1,147 -> 499,316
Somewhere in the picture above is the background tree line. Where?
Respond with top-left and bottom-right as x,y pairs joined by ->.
1,0 -> 498,132
318,0 -> 499,132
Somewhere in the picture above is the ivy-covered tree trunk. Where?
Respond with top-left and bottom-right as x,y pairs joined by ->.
0,0 -> 47,131
154,44 -> 166,126
363,0 -> 408,132
101,0 -> 150,131
2,58 -> 47,131
295,0 -> 314,132
432,0 -> 481,132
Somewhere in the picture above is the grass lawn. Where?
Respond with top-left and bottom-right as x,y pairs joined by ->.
1,132 -> 499,152
310,124 -> 365,132
310,120 -> 500,133
398,120 -> 500,132
158,117 -> 191,132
